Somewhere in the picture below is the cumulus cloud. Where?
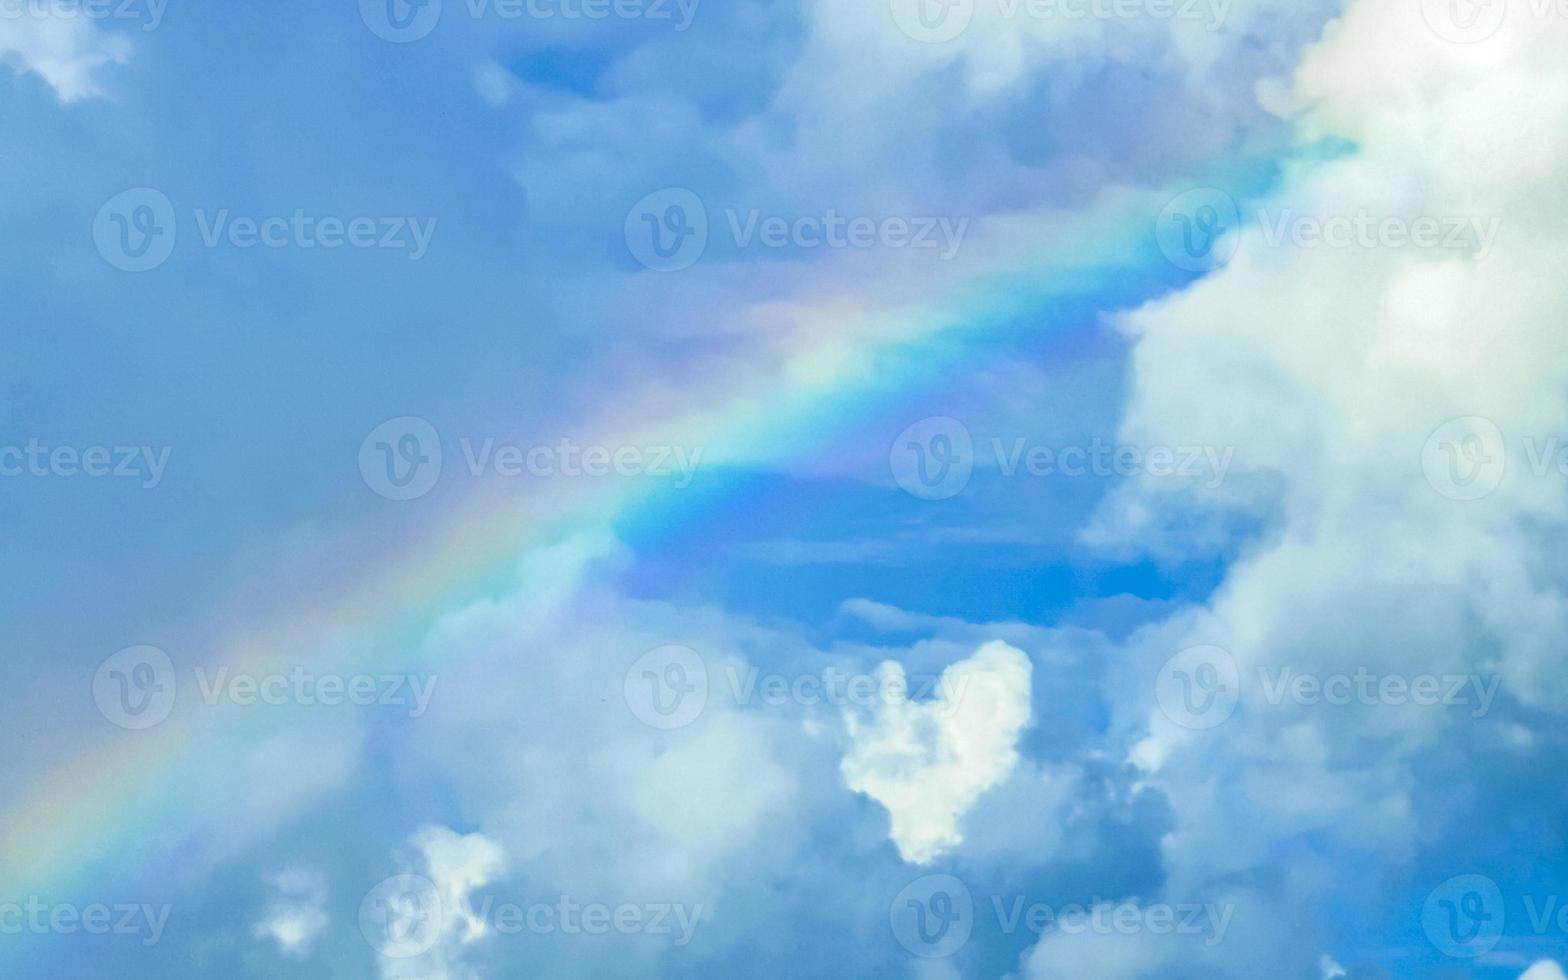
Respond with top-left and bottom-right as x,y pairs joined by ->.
0,14 -> 128,100
1038,0 -> 1568,972
254,868 -> 328,958
840,640 -> 1033,864
404,537 -> 807,902
1521,962 -> 1568,980
376,826 -> 506,980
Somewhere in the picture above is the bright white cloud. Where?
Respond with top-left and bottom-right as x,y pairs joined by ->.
1040,0 -> 1568,972
840,640 -> 1033,864
0,14 -> 128,101
1521,962 -> 1568,980
377,825 -> 506,980
254,868 -> 329,958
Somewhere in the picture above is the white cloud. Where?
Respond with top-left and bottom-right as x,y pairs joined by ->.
0,14 -> 128,101
1521,962 -> 1568,980
254,868 -> 328,958
377,826 -> 506,980
1033,0 -> 1568,972
840,640 -> 1033,864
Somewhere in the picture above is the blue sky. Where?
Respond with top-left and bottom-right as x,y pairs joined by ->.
4,0 -> 1568,977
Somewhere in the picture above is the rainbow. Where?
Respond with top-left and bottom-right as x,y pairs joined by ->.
0,178 -> 1265,969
